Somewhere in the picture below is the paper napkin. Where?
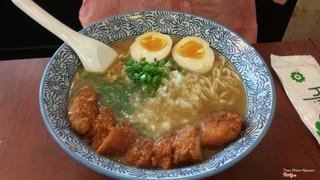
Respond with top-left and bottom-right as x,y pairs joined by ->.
271,54 -> 320,145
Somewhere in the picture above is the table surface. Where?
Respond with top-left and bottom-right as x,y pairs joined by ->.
1,38 -> 320,180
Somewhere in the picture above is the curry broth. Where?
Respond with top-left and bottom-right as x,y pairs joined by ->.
68,36 -> 246,164
69,37 -> 246,138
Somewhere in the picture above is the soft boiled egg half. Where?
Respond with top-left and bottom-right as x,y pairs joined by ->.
172,36 -> 215,74
130,32 -> 173,63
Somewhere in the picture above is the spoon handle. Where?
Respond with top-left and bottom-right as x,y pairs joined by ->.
12,0 -> 85,50
12,0 -> 118,72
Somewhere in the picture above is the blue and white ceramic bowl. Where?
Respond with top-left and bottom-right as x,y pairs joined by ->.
40,11 -> 275,179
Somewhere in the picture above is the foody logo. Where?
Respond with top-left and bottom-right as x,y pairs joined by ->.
283,172 -> 297,178
283,168 -> 316,178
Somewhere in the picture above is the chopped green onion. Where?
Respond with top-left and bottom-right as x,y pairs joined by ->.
181,68 -> 188,74
168,58 -> 175,64
124,57 -> 186,98
159,60 -> 166,67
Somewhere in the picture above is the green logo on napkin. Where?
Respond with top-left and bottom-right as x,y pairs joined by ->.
291,72 -> 305,83
316,121 -> 320,137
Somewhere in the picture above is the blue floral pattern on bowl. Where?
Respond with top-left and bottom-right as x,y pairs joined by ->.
39,11 -> 275,180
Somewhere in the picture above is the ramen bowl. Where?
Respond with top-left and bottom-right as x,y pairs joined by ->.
39,11 -> 275,179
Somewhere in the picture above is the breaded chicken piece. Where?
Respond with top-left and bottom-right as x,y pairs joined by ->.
172,125 -> 203,165
125,138 -> 153,168
151,136 -> 174,170
85,106 -> 116,150
97,120 -> 137,156
200,111 -> 245,148
68,87 -> 99,134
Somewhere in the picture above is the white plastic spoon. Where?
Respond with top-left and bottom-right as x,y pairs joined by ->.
12,0 -> 118,73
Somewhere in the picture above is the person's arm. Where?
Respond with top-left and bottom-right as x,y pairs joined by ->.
273,0 -> 288,5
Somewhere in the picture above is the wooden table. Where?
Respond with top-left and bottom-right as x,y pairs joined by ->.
1,39 -> 320,180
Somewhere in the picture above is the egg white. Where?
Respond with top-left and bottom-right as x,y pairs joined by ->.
172,36 -> 215,74
130,32 -> 173,63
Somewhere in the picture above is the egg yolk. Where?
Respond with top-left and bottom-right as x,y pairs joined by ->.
177,40 -> 204,59
140,34 -> 168,52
